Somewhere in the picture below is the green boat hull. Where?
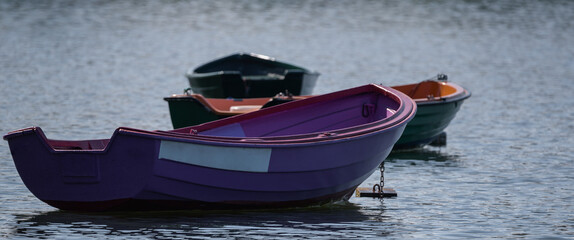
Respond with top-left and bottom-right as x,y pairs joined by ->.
393,93 -> 470,149
164,96 -> 226,129
187,53 -> 319,98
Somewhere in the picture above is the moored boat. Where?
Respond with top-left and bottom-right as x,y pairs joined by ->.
4,84 -> 416,212
164,90 -> 309,128
186,52 -> 320,98
390,74 -> 471,149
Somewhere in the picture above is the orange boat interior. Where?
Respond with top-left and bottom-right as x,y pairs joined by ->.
391,80 -> 460,101
193,94 -> 308,115
194,81 -> 461,115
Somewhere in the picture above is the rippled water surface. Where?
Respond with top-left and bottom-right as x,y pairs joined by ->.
1,0 -> 574,239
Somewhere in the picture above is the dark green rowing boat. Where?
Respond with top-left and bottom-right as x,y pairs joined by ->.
391,75 -> 471,149
186,53 -> 320,98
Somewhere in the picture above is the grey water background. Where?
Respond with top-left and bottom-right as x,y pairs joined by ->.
1,0 -> 573,239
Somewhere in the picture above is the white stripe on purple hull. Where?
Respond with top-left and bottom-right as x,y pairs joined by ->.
159,140 -> 272,172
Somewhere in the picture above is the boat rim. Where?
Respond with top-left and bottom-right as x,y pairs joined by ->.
4,84 -> 416,150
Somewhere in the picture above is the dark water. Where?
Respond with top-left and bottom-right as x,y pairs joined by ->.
1,0 -> 573,239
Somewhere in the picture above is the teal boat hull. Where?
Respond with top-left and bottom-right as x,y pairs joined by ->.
393,91 -> 470,149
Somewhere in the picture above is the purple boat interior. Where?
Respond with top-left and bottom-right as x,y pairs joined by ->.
172,87 -> 403,140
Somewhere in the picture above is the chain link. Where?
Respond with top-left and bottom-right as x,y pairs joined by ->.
379,160 -> 385,191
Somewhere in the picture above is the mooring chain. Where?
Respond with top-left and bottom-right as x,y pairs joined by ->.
372,160 -> 386,197
379,160 -> 385,192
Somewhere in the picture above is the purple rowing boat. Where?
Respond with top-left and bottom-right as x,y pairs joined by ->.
4,84 -> 416,211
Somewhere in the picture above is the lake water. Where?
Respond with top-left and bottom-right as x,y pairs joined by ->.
1,0 -> 573,239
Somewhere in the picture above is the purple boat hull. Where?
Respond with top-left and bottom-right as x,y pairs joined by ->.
4,84 -> 416,211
